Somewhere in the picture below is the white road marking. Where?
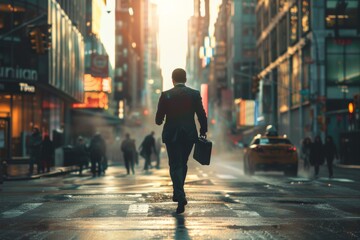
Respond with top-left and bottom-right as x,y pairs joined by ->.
234,210 -> 260,217
127,204 -> 149,217
216,174 -> 237,179
1,203 -> 43,218
318,177 -> 354,183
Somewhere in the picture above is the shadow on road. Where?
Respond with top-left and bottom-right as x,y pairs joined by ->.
173,213 -> 191,240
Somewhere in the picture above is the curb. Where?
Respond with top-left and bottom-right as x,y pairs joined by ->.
3,166 -> 81,181
335,164 -> 360,169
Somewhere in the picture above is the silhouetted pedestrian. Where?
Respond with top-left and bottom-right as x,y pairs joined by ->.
89,132 -> 106,177
75,136 -> 89,175
121,133 -> 136,175
310,135 -> 325,177
300,137 -> 312,171
155,68 -> 208,214
28,127 -> 42,175
139,131 -> 157,171
324,135 -> 338,178
41,134 -> 54,173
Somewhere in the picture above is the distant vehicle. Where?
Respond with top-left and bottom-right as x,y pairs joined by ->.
243,133 -> 298,176
233,140 -> 246,149
126,112 -> 142,127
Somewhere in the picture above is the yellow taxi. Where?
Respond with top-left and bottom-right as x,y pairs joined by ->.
243,128 -> 298,176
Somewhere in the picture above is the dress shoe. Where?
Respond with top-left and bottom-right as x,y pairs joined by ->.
176,202 -> 185,214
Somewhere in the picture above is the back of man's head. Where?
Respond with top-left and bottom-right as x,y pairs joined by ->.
172,68 -> 187,83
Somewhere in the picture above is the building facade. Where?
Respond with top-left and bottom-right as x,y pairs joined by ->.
114,0 -> 146,123
186,0 -> 210,90
70,0 -> 118,143
0,0 -> 85,162
256,0 -> 360,150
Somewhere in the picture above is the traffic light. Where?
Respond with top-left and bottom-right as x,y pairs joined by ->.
28,24 -> 51,54
252,75 -> 260,94
39,24 -> 52,51
348,102 -> 354,121
29,27 -> 43,54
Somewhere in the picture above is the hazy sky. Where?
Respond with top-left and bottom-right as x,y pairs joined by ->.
156,0 -> 193,90
103,0 -> 220,91
156,0 -> 221,90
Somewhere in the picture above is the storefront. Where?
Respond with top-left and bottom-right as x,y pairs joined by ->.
0,0 -> 85,162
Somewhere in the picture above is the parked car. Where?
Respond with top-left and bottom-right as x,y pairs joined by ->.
243,133 -> 298,176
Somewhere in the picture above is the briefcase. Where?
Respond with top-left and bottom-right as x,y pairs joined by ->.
193,137 -> 212,165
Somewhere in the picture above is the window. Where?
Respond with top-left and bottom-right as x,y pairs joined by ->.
325,0 -> 359,29
278,0 -> 288,12
291,53 -> 301,106
116,36 -> 123,45
302,45 -> 311,101
289,4 -> 299,45
278,60 -> 289,112
271,28 -> 277,61
115,67 -> 123,77
301,0 -> 310,34
270,0 -> 277,19
259,138 -> 291,145
326,38 -> 360,85
279,16 -> 288,54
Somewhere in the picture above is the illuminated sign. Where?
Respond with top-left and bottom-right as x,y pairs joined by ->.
0,82 -> 36,94
0,67 -> 38,81
84,74 -> 111,93
237,99 -> 255,126
72,92 -> 108,109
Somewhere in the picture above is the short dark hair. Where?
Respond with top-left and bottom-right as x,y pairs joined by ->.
172,68 -> 187,83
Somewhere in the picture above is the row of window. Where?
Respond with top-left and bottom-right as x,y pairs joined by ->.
258,0 -> 359,40
268,37 -> 360,111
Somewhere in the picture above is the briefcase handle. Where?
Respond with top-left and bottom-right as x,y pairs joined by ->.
199,133 -> 207,139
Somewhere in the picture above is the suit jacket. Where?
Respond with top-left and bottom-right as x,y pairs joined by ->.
155,84 -> 207,144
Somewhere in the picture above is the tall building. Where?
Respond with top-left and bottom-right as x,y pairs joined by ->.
71,0 -> 118,142
227,0 -> 256,101
144,2 -> 162,115
256,0 -> 360,150
186,0 -> 210,89
114,0 -> 146,122
211,0 -> 257,145
0,0 -> 86,162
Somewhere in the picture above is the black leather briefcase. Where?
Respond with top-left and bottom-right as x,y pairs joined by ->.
193,137 -> 212,165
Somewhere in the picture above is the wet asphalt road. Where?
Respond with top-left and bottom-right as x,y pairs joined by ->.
1,149 -> 360,240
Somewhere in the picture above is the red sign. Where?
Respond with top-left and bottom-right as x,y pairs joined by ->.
72,92 -> 109,109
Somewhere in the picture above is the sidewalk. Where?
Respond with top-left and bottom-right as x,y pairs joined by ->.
2,163 -> 81,181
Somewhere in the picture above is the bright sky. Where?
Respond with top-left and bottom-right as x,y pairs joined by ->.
156,0 -> 221,90
102,0 -> 221,91
156,0 -> 193,90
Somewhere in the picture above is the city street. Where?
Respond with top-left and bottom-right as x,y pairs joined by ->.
1,149 -> 360,240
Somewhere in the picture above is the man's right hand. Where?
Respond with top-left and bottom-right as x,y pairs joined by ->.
200,133 -> 207,139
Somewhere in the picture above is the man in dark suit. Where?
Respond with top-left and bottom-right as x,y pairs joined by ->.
155,68 -> 208,214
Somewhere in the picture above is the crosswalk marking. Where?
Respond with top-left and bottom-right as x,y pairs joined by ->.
1,203 -> 43,218
126,204 -> 149,217
234,210 -> 261,217
216,174 -> 237,179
